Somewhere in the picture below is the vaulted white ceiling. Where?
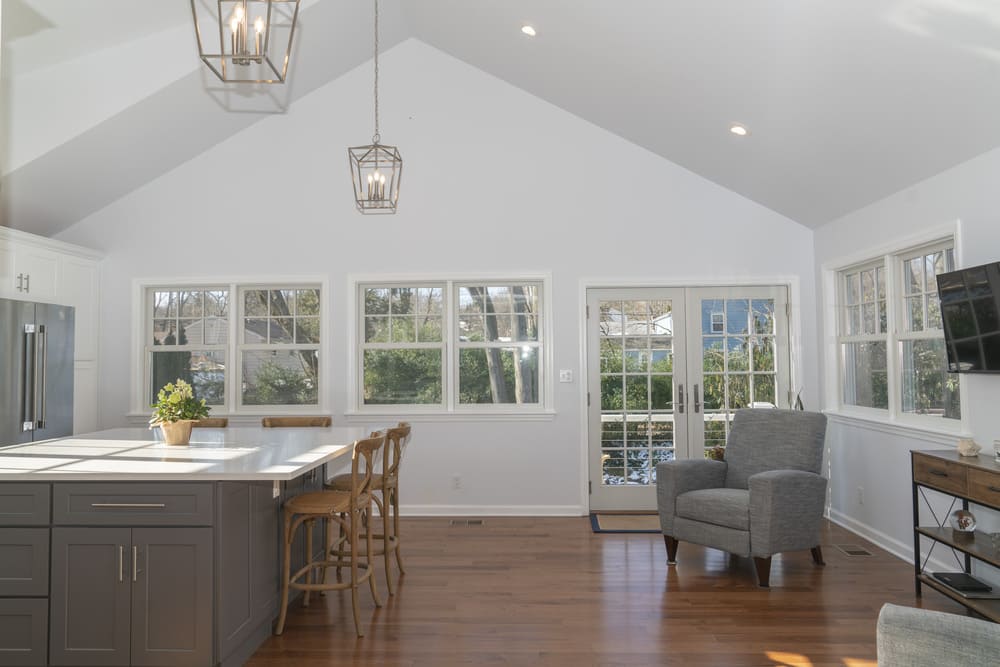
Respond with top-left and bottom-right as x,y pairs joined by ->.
4,0 -> 1000,234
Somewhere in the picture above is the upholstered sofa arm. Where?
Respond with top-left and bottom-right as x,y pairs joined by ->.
748,469 -> 827,557
877,603 -> 1000,666
656,460 -> 727,534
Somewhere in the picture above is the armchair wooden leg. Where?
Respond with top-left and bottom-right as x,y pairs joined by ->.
664,536 -> 679,565
811,546 -> 825,566
753,556 -> 772,588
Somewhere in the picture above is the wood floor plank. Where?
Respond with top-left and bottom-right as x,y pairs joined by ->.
246,518 -> 964,666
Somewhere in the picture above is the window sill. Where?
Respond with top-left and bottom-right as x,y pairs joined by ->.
343,410 -> 557,423
823,409 -> 968,447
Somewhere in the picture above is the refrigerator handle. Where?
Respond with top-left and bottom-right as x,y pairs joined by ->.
37,324 -> 48,430
21,324 -> 36,432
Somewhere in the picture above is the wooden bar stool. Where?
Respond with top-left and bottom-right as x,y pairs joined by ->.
274,432 -> 386,637
262,416 -> 332,427
192,417 -> 228,427
326,422 -> 411,595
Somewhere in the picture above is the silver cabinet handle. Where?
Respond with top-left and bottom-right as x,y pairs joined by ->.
694,384 -> 701,413
677,383 -> 685,414
118,545 -> 125,583
37,325 -> 47,429
16,273 -> 23,291
24,273 -> 30,293
132,546 -> 138,582
90,503 -> 167,509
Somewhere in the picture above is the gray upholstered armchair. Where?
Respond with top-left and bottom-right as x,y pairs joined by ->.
877,603 -> 1000,666
655,408 -> 827,587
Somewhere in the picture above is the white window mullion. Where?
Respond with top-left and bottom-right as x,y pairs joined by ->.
885,253 -> 902,421
228,281 -> 239,413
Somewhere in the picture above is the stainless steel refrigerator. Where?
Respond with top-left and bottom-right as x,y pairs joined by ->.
0,297 -> 75,445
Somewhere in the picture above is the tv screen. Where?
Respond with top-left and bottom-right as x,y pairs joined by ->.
936,261 -> 1000,373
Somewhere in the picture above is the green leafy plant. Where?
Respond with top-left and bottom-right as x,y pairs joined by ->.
149,379 -> 210,425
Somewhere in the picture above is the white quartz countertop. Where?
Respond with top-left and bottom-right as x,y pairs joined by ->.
0,426 -> 379,481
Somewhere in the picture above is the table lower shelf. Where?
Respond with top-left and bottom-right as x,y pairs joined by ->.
918,573 -> 1000,622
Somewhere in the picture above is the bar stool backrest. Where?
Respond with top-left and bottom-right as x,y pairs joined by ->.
383,422 -> 411,486
351,431 -> 387,512
192,418 -> 228,428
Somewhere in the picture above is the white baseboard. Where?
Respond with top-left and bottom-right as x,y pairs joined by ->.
827,508 -> 954,573
399,504 -> 586,517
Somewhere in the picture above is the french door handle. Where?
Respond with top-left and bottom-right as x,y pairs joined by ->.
677,383 -> 685,414
693,384 -> 701,413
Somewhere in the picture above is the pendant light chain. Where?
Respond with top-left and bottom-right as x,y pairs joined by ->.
372,0 -> 380,144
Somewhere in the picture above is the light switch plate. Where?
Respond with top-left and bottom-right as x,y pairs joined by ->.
559,369 -> 573,383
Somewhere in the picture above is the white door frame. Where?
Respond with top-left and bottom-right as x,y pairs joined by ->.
577,277 -> 804,512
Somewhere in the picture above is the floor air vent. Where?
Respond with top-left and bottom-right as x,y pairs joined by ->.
449,519 -> 485,526
835,544 -> 873,557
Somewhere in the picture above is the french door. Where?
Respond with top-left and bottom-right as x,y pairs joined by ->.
587,286 -> 790,511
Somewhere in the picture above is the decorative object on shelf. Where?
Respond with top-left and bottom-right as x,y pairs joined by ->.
956,437 -> 981,457
348,0 -> 402,214
149,379 -> 211,446
949,508 -> 977,541
190,0 -> 301,83
994,439 -> 1000,463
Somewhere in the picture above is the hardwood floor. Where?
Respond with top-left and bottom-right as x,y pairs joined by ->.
246,517 -> 964,666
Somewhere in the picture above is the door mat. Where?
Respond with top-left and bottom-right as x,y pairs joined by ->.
590,513 -> 660,533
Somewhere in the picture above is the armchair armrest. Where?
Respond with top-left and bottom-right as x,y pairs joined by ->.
656,459 -> 727,534
748,469 -> 827,557
877,603 -> 1000,666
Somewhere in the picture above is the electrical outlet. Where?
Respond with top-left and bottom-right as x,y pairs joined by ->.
857,486 -> 864,506
452,474 -> 462,491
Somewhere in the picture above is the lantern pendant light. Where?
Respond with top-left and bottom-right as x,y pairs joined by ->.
348,0 -> 402,213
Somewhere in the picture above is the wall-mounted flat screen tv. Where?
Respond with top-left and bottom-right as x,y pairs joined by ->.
936,261 -> 1000,373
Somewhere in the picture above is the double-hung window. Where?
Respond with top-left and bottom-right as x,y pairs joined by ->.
357,279 -> 547,412
837,240 -> 960,423
144,283 -> 321,413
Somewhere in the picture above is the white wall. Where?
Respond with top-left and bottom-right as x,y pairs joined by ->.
814,144 -> 1000,562
56,39 -> 818,515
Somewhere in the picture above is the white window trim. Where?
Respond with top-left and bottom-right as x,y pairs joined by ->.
821,222 -> 969,435
345,272 -> 555,418
130,275 -> 329,417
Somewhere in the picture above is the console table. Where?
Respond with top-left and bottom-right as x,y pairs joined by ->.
911,450 -> 1000,622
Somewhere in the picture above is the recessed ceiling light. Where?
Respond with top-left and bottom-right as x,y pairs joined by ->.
521,25 -> 537,37
730,124 -> 749,136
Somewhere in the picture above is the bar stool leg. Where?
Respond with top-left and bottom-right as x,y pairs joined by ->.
275,510 -> 294,635
368,503 -> 383,608
376,494 -> 394,596
303,518 -> 314,607
349,508 -> 364,637
392,486 -> 405,575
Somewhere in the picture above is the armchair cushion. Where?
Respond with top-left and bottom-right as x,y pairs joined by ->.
877,603 -> 1000,666
676,488 -> 749,531
656,459 -> 728,535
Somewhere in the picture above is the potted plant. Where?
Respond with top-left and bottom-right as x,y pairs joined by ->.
149,379 -> 210,445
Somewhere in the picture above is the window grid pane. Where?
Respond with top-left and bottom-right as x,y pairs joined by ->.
836,241 -> 959,422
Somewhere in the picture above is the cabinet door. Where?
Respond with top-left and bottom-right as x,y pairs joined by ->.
0,242 -> 14,299
0,598 -> 48,667
0,528 -> 49,597
49,527 -> 131,667
130,527 -> 213,667
13,246 -> 58,302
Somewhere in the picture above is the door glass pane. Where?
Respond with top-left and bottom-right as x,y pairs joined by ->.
598,299 -> 675,487
699,297 -> 778,456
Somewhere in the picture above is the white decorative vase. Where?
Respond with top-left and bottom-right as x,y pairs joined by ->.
159,420 -> 195,446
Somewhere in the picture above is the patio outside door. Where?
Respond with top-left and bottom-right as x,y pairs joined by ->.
587,286 -> 790,511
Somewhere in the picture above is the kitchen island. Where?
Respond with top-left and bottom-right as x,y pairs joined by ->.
0,426 -> 375,667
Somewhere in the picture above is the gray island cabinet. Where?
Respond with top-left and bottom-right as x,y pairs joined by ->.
0,426 -> 368,667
